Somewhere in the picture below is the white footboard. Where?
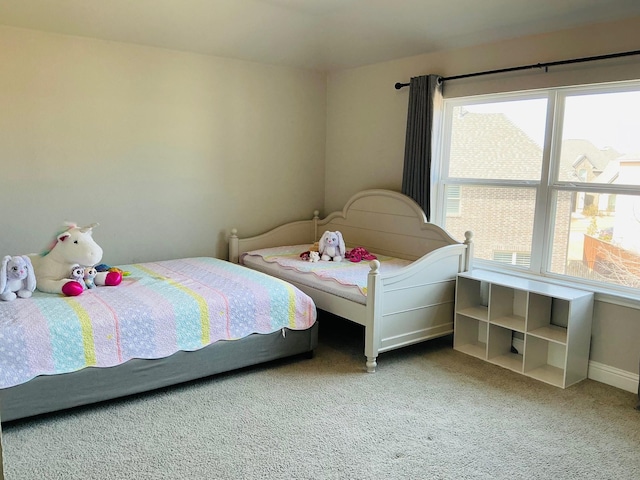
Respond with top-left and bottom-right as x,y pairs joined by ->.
364,243 -> 469,372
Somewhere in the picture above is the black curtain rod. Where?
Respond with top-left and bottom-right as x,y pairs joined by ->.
394,49 -> 640,90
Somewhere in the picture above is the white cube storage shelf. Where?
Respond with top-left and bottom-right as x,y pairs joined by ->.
454,270 -> 594,388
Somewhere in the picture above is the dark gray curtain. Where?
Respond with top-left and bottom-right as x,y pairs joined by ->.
401,74 -> 443,221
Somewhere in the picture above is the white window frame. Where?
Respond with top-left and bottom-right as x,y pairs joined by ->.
433,79 -> 640,302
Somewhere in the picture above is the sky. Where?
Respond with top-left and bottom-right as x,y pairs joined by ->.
563,91 -> 640,154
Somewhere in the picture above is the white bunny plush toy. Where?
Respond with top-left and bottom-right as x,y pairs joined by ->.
318,230 -> 346,262
0,255 -> 37,301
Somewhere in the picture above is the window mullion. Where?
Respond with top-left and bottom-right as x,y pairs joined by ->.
532,92 -> 561,275
432,104 -> 453,226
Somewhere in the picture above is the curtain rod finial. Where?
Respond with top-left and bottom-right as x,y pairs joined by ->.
395,82 -> 409,90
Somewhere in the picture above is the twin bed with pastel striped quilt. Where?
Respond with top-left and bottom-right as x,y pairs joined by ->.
0,257 -> 317,422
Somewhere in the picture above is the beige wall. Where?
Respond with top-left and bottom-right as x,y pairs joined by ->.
325,16 -> 640,378
0,26 -> 326,264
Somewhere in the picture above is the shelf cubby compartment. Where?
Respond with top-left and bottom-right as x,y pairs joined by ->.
523,335 -> 566,388
488,285 -> 526,332
453,314 -> 487,360
455,276 -> 488,321
527,294 -> 567,344
487,324 -> 523,373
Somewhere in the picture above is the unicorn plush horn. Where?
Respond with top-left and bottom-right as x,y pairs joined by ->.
80,223 -> 99,233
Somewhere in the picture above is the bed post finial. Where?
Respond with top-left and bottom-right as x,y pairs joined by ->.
369,260 -> 380,273
313,210 -> 320,241
463,230 -> 473,271
229,228 -> 239,264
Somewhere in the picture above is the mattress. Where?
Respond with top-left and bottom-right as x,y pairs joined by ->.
0,257 -> 316,391
0,323 -> 318,422
241,245 -> 411,305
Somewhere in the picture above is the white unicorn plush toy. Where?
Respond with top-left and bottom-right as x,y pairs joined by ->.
318,230 -> 346,262
29,222 -> 122,296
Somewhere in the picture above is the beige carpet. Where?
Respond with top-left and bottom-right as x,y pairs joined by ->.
2,314 -> 639,480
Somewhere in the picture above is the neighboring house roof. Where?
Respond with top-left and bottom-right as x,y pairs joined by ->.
572,154 -> 588,168
596,159 -> 620,184
617,153 -> 640,163
613,153 -> 640,184
449,111 -> 625,184
559,139 -> 621,181
449,109 -> 542,180
561,139 -> 620,170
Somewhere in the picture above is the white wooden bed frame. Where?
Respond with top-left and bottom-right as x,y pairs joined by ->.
229,189 -> 473,372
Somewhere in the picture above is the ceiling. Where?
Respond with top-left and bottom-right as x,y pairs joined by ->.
2,0 -> 640,71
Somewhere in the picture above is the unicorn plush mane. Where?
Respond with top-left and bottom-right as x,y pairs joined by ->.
40,222 -> 81,256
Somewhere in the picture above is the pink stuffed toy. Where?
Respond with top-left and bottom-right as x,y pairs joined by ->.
346,247 -> 377,263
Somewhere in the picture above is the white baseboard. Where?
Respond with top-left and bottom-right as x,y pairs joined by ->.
588,361 -> 639,393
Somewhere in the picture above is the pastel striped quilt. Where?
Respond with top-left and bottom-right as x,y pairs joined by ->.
0,257 -> 316,389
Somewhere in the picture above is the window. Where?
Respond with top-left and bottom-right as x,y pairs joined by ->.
436,81 -> 640,296
493,251 -> 532,267
445,184 -> 461,216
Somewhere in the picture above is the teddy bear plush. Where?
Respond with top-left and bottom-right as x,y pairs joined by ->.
308,251 -> 320,262
0,255 -> 37,301
318,230 -> 346,262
